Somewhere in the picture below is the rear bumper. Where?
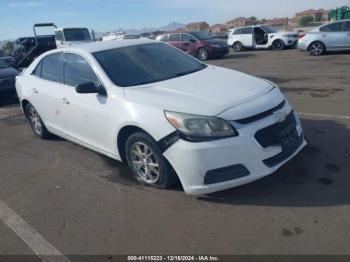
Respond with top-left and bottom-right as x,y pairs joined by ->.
297,40 -> 309,51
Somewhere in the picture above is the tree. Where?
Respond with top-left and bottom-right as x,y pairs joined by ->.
299,16 -> 314,27
249,16 -> 258,25
2,41 -> 14,54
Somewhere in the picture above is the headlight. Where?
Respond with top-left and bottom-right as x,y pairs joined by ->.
164,111 -> 238,142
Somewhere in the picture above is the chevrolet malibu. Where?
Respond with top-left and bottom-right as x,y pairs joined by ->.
16,40 -> 306,195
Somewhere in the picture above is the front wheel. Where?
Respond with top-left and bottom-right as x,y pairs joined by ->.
125,132 -> 177,188
197,48 -> 208,61
272,39 -> 285,50
309,41 -> 325,56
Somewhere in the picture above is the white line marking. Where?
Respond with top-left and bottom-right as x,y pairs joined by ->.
0,199 -> 70,262
300,112 -> 350,120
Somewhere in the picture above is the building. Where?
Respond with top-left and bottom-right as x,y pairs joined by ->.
226,17 -> 254,29
265,17 -> 289,27
185,22 -> 209,31
291,9 -> 330,25
209,24 -> 227,33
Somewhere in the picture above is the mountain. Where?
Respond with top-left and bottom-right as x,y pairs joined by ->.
111,22 -> 185,35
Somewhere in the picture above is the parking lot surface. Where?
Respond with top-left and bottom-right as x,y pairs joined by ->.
0,49 -> 350,256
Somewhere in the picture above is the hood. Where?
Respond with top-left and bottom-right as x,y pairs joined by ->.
124,66 -> 274,116
0,67 -> 19,79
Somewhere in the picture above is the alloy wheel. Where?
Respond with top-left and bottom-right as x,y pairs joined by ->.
197,48 -> 208,60
130,142 -> 160,184
28,107 -> 43,135
310,42 -> 324,56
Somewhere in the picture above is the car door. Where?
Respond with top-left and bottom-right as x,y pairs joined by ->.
60,52 -> 112,153
320,22 -> 346,50
343,21 -> 350,49
30,52 -> 67,132
240,27 -> 253,48
168,34 -> 182,49
181,33 -> 196,53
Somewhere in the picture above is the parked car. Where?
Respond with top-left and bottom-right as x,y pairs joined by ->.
156,31 -> 229,60
0,60 -> 19,95
298,20 -> 350,56
16,40 -> 306,195
0,50 -> 16,68
228,25 -> 299,51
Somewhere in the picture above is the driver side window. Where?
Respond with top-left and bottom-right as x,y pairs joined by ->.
64,53 -> 101,88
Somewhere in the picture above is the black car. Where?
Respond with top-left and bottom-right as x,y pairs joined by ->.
0,50 -> 16,68
0,60 -> 19,95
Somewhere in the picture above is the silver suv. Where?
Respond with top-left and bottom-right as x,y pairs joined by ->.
298,19 -> 350,56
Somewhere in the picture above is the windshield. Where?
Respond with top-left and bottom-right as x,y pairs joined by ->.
261,25 -> 277,33
0,60 -> 9,69
63,29 -> 92,41
93,43 -> 206,87
190,31 -> 214,40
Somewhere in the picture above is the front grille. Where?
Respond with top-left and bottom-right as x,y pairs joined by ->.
234,100 -> 285,125
254,111 -> 296,148
263,133 -> 303,168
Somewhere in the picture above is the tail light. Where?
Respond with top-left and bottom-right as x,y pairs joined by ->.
298,33 -> 306,39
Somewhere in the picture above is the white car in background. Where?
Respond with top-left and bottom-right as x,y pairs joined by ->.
15,40 -> 306,195
298,19 -> 350,56
228,24 -> 299,51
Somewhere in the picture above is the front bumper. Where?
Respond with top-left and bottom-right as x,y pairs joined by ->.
163,104 -> 306,195
208,46 -> 229,57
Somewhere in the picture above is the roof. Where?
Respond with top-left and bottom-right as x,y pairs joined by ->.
61,39 -> 157,53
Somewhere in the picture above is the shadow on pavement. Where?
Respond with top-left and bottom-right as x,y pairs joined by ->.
0,93 -> 19,107
198,118 -> 350,207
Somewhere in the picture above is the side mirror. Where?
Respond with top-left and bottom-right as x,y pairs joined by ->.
75,82 -> 106,95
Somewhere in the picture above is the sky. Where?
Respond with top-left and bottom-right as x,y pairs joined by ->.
0,0 -> 349,40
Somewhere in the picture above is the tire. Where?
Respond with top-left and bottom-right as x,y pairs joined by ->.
233,41 -> 243,52
272,39 -> 285,50
197,48 -> 208,61
308,41 -> 325,56
125,132 -> 177,188
25,103 -> 51,139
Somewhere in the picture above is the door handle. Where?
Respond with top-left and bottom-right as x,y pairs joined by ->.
62,98 -> 70,105
32,88 -> 38,94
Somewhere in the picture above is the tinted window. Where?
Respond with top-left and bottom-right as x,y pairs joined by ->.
158,35 -> 169,42
93,43 -> 206,87
320,22 -> 343,32
233,29 -> 242,35
190,31 -> 213,40
0,50 -> 7,57
182,34 -> 195,42
344,21 -> 350,31
64,53 -> 101,87
169,34 -> 181,41
55,31 -> 64,41
241,27 -> 253,34
33,61 -> 42,77
261,25 -> 277,33
63,29 -> 91,41
41,53 -> 64,83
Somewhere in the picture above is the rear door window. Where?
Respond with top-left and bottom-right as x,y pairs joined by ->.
343,21 -> 350,32
41,53 -> 64,83
320,22 -> 343,32
233,29 -> 242,35
169,34 -> 181,41
241,27 -> 253,34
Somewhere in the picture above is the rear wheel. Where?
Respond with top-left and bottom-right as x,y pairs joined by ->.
25,103 -> 51,139
233,41 -> 243,52
197,48 -> 208,61
309,41 -> 325,56
125,132 -> 177,188
272,39 -> 285,50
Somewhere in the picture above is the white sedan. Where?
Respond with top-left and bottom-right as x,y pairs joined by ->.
16,39 -> 306,195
